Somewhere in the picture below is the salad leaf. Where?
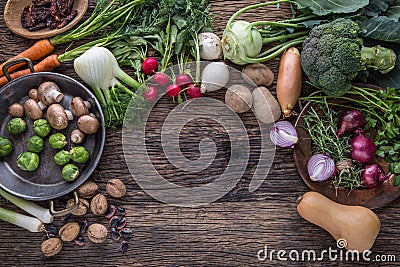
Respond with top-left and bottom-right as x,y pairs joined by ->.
295,0 -> 369,16
364,0 -> 396,17
383,0 -> 400,21
363,16 -> 400,43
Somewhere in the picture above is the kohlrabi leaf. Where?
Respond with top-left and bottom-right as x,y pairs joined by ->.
364,0 -> 395,17
295,0 -> 369,16
383,0 -> 400,21
363,16 -> 400,43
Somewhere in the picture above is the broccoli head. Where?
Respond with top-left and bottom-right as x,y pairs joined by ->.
301,18 -> 397,96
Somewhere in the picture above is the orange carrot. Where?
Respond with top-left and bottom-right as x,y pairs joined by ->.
0,54 -> 61,87
0,39 -> 55,77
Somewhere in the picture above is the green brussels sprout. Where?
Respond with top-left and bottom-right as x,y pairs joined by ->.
54,150 -> 70,166
33,119 -> 52,137
62,164 -> 79,181
27,136 -> 45,153
7,118 -> 26,135
70,146 -> 90,164
17,152 -> 40,171
0,136 -> 13,156
49,133 -> 67,149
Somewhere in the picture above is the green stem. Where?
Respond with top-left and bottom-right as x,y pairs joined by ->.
262,31 -> 309,44
115,68 -> 141,90
250,21 -> 305,29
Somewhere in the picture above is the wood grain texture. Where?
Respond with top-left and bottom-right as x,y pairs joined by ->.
0,1 -> 399,266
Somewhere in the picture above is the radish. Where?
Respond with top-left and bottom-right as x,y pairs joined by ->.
142,58 -> 158,75
166,84 -> 181,98
187,84 -> 203,98
175,74 -> 193,87
152,72 -> 169,86
143,86 -> 158,102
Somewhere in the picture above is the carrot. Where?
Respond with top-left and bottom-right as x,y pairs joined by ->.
0,39 -> 55,77
0,54 -> 61,87
276,47 -> 302,117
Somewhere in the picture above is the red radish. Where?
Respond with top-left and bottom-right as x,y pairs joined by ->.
175,74 -> 193,87
166,84 -> 181,98
186,84 -> 203,98
361,163 -> 387,188
337,109 -> 366,137
349,130 -> 376,163
143,86 -> 158,102
152,72 -> 169,86
142,58 -> 158,75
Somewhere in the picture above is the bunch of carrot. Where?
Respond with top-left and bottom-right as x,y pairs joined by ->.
0,0 -> 144,87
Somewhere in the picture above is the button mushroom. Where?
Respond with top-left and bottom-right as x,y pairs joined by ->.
24,99 -> 45,120
8,103 -> 24,118
78,114 -> 100,134
29,88 -> 38,101
38,81 -> 64,106
71,97 -> 91,117
71,129 -> 85,144
46,104 -> 73,130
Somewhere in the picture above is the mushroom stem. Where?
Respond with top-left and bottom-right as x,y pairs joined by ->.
38,102 -> 47,110
65,110 -> 73,121
84,101 -> 92,110
71,129 -> 85,144
50,90 -> 64,103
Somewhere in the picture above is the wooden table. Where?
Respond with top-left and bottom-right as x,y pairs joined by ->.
0,1 -> 399,266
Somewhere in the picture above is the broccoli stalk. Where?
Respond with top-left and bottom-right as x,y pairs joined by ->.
301,18 -> 397,97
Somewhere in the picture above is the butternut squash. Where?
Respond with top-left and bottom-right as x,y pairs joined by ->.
297,191 -> 380,251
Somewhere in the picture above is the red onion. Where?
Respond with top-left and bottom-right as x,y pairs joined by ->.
361,163 -> 388,188
270,121 -> 298,148
337,109 -> 366,137
349,130 -> 376,163
307,154 -> 336,181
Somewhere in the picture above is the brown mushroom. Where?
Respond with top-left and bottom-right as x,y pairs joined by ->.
8,103 -> 24,118
78,114 -> 100,134
38,82 -> 64,106
46,104 -> 73,130
29,88 -> 38,101
71,129 -> 85,144
71,97 -> 91,117
24,99 -> 45,120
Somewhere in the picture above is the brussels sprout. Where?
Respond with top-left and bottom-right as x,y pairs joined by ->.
70,146 -> 90,164
0,136 -> 13,156
49,133 -> 67,149
33,119 -> 52,137
27,136 -> 45,153
17,152 -> 40,171
62,164 -> 79,181
54,150 -> 70,166
7,118 -> 26,135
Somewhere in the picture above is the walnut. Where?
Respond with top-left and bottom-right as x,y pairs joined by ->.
90,194 -> 108,215
87,223 -> 107,243
106,179 -> 126,198
41,238 -> 63,257
66,198 -> 89,216
59,222 -> 80,242
77,181 -> 99,199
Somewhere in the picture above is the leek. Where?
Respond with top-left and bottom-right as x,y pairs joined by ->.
0,207 -> 45,232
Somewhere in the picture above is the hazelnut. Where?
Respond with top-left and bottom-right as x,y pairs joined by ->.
90,194 -> 108,215
77,181 -> 99,199
59,222 -> 80,242
66,198 -> 89,216
106,179 -> 126,198
87,223 -> 107,243
41,238 -> 63,257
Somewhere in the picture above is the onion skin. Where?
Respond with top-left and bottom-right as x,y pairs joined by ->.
361,164 -> 387,188
337,109 -> 366,137
349,131 -> 376,164
276,47 -> 302,117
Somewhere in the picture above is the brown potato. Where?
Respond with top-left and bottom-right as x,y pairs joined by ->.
252,86 -> 281,124
242,63 -> 274,87
225,84 -> 253,113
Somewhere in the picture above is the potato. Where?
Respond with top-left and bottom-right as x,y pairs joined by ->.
242,63 -> 274,87
225,84 -> 253,113
252,86 -> 281,124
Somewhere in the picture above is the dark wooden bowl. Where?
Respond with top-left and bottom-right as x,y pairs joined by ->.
293,101 -> 400,209
4,0 -> 88,39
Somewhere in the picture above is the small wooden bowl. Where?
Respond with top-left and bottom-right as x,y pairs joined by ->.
293,100 -> 400,209
4,0 -> 88,39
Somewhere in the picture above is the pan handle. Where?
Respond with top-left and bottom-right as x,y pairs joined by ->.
2,58 -> 35,82
49,191 -> 79,217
